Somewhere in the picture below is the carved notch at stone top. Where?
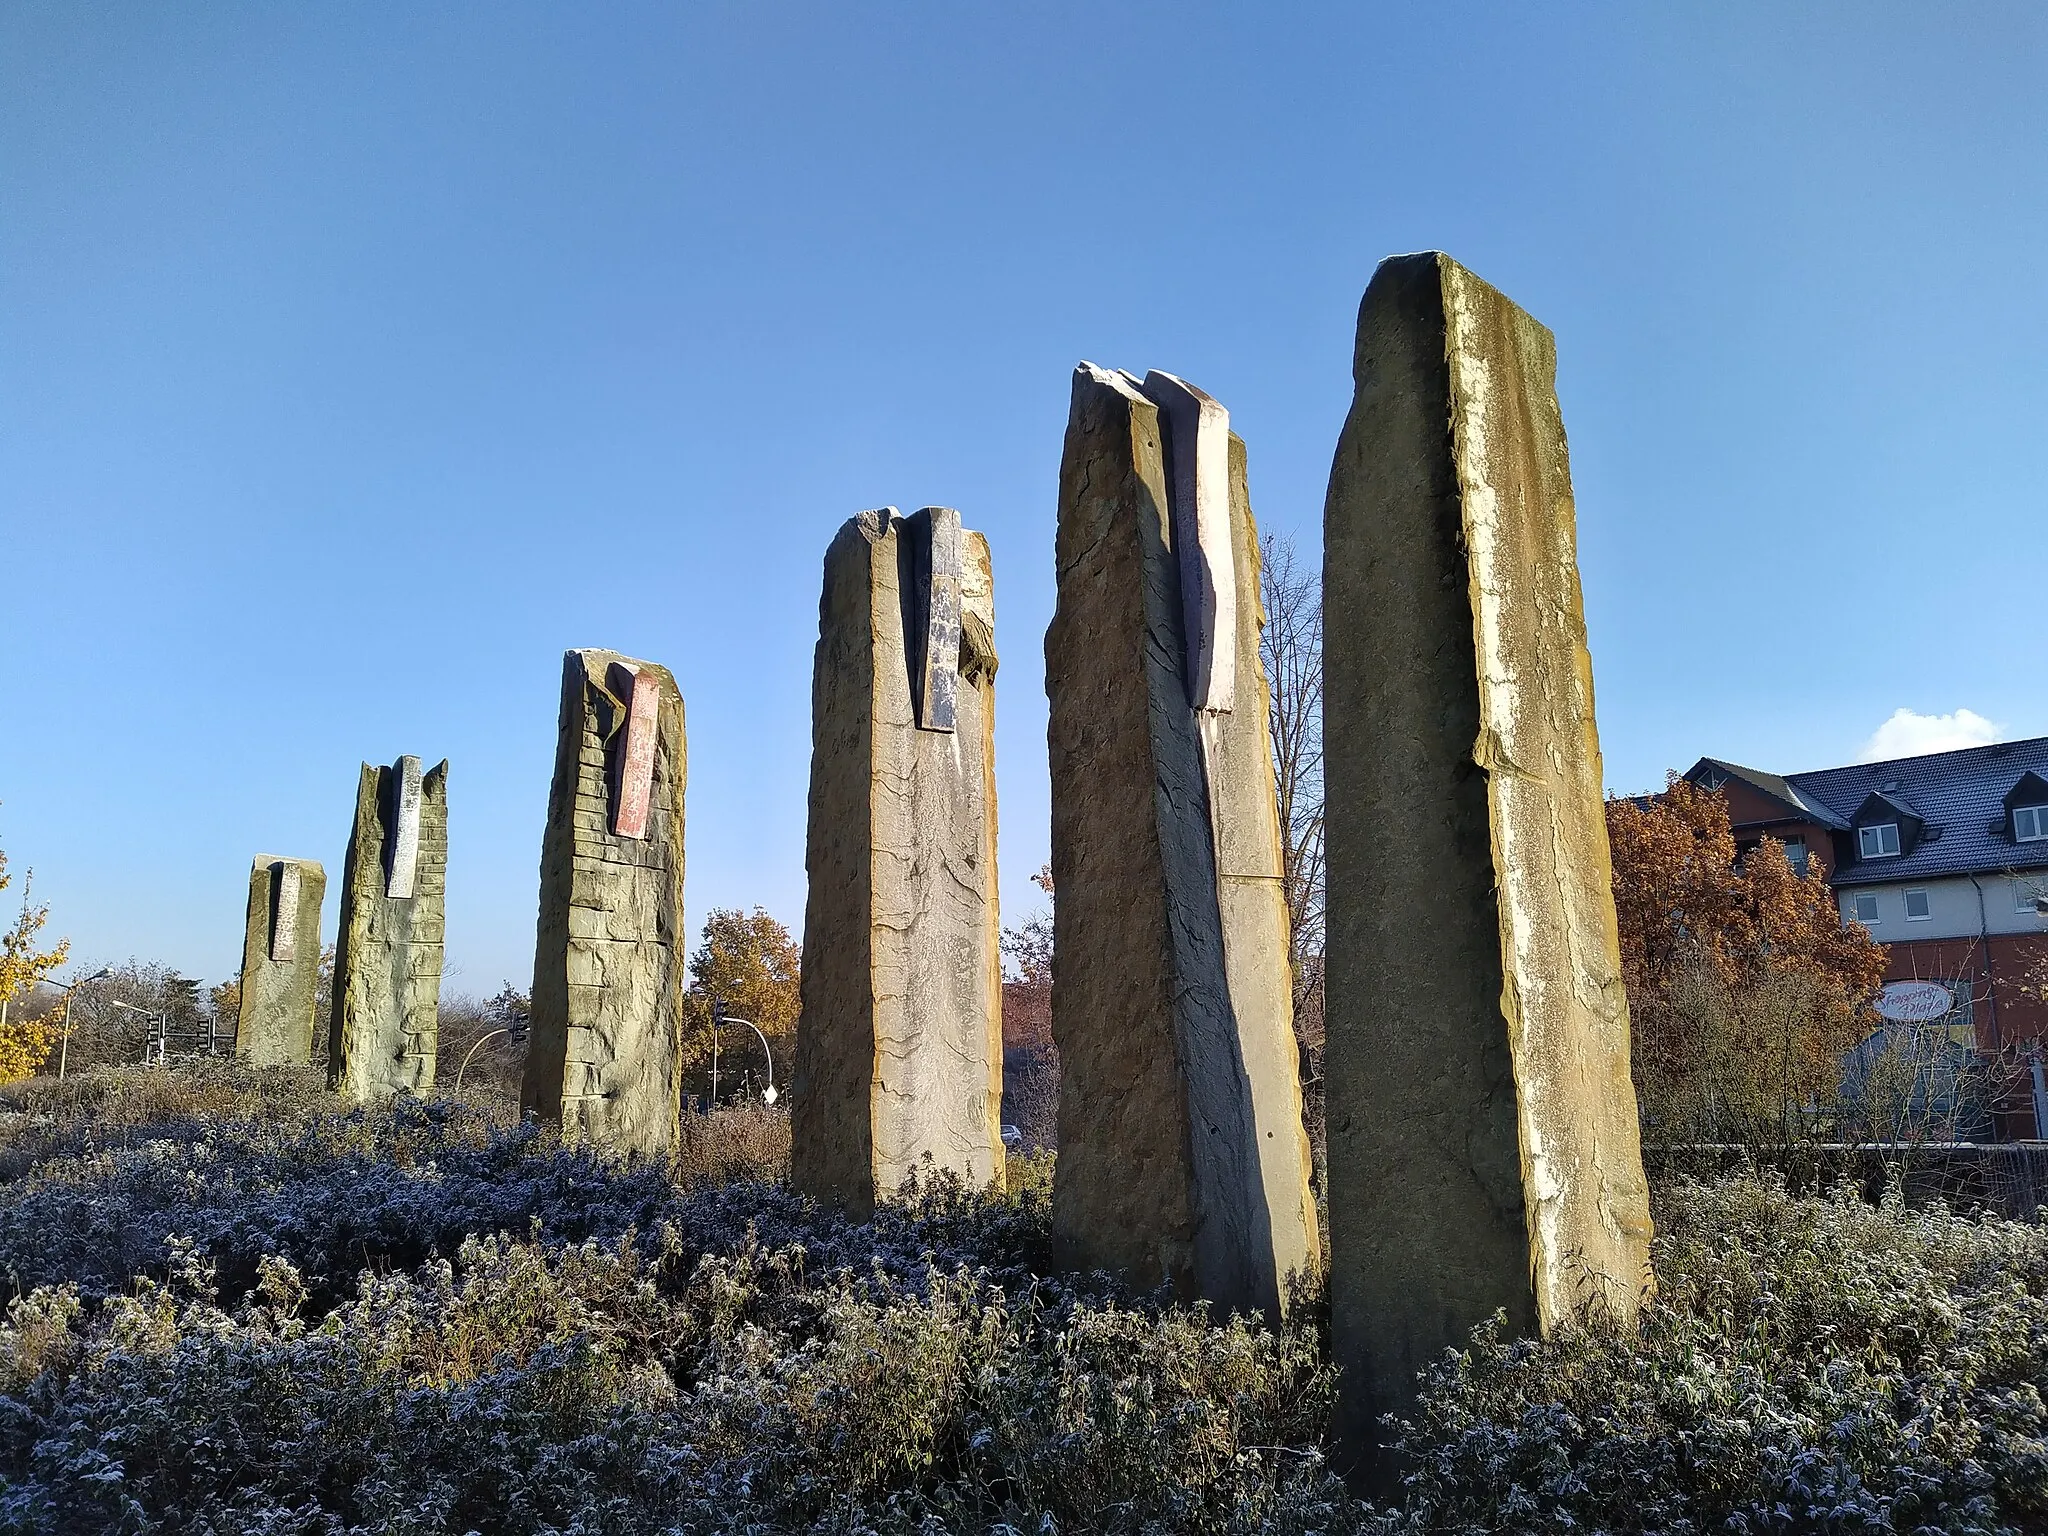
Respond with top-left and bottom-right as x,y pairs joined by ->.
270,861 -> 301,962
610,664 -> 661,839
1139,371 -> 1236,714
911,506 -> 963,733
385,755 -> 424,898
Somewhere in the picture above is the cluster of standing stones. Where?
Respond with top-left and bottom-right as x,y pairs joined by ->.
225,253 -> 1652,1480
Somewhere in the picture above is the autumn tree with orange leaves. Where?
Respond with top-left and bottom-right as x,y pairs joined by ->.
682,906 -> 801,1103
1607,773 -> 1889,1149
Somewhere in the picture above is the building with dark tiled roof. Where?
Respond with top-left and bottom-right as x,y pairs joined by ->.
1685,737 -> 2048,1133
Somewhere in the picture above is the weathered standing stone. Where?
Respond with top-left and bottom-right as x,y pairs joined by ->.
329,756 -> 449,1100
236,855 -> 326,1067
1044,364 -> 1318,1319
1322,252 -> 1654,1480
523,650 -> 686,1157
792,508 -> 1003,1217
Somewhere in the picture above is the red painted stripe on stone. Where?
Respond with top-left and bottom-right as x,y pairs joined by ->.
612,668 -> 660,839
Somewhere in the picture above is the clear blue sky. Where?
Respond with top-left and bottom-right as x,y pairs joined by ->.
4,4 -> 2043,997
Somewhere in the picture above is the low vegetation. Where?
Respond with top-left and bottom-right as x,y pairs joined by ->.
0,1067 -> 2044,1533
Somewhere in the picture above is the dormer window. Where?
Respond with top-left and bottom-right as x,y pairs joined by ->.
2004,773 -> 2048,842
1859,823 -> 1902,859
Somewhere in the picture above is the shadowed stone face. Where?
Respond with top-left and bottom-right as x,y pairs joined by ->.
1044,364 -> 1317,1320
330,756 -> 448,1101
524,649 -> 687,1158
1322,252 -> 1654,1484
237,856 -> 325,1067
792,507 -> 1003,1218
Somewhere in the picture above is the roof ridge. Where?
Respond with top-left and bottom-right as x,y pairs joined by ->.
1786,732 -> 2048,782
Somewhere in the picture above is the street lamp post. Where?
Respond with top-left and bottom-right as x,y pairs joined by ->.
95,997 -> 165,1064
708,1001 -> 778,1108
49,968 -> 113,1080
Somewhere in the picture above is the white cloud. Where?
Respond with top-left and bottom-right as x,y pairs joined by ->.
1861,708 -> 2002,762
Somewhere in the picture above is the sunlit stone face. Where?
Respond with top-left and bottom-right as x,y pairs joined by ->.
385,755 -> 424,899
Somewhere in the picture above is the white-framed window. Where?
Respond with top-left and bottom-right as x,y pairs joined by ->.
1850,892 -> 1881,925
1904,888 -> 1931,921
1859,823 -> 1901,859
1784,836 -> 1810,875
2018,876 -> 2048,916
2016,804 -> 2048,843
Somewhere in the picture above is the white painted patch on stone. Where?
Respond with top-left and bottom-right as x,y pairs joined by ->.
270,861 -> 300,962
386,755 -> 423,899
1140,371 -> 1235,714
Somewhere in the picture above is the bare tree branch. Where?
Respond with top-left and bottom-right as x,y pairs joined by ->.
1259,531 -> 1324,985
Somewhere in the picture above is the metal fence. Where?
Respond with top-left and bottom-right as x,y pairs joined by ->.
1649,1141 -> 2048,1221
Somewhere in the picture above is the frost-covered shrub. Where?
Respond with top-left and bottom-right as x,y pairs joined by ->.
0,1220 -> 1350,1532
0,1069 -> 804,1308
6,1068 -> 2048,1533
1383,1174 -> 2048,1534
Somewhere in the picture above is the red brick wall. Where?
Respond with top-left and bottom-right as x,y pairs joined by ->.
1877,932 -> 2048,1053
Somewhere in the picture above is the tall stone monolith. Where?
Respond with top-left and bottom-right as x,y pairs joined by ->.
1044,363 -> 1319,1320
792,507 -> 1003,1217
523,649 -> 686,1157
236,855 -> 326,1067
330,755 -> 449,1100
1322,252 -> 1654,1482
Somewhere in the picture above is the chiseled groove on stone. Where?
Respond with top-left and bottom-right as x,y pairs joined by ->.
524,649 -> 686,1158
914,506 -> 963,733
238,855 -> 325,1068
1138,371 -> 1236,716
1322,251 -> 1653,1485
331,757 -> 449,1101
793,508 -> 1002,1218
